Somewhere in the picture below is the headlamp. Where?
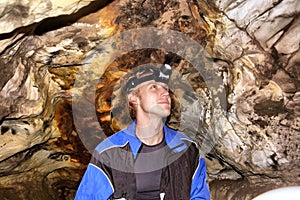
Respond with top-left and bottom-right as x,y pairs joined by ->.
125,64 -> 172,92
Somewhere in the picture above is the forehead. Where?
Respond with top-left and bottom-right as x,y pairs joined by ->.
133,80 -> 169,91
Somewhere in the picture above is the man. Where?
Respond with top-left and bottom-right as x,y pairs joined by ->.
75,64 -> 210,200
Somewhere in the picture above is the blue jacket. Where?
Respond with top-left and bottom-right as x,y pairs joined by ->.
75,122 -> 210,199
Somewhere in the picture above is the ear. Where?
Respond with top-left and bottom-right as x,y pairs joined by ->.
128,92 -> 138,106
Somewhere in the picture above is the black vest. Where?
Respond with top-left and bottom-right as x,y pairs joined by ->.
91,141 -> 199,200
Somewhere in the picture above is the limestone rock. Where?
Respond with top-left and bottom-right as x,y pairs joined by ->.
0,0 -> 93,34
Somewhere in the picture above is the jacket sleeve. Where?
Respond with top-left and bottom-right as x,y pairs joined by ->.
190,157 -> 210,200
75,155 -> 114,200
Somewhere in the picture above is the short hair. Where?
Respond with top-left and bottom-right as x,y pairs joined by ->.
111,64 -> 172,129
121,64 -> 159,119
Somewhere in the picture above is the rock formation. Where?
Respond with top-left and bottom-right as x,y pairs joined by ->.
0,0 -> 299,199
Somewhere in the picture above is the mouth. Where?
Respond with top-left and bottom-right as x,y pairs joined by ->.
158,101 -> 170,105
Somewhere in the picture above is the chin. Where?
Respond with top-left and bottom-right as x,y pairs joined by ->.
151,105 -> 171,118
161,110 -> 171,118
154,110 -> 170,118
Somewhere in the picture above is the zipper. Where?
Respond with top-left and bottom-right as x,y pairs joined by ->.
160,192 -> 166,200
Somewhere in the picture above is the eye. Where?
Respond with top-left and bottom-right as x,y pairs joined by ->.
150,84 -> 157,89
162,86 -> 169,91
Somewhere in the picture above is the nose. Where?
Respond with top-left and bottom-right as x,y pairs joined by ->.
160,86 -> 169,98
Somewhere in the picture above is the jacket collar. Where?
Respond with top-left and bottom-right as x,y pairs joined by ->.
122,121 -> 192,159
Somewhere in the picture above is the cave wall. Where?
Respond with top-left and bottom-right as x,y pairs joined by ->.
0,0 -> 299,199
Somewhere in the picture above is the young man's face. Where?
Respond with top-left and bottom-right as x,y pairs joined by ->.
132,80 -> 171,118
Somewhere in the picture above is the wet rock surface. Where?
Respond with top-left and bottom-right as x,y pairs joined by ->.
0,0 -> 299,199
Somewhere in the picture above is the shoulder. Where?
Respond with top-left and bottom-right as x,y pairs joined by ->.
94,130 -> 128,154
164,125 -> 198,152
169,127 -> 196,142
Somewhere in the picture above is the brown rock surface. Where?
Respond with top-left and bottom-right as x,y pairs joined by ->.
0,0 -> 299,199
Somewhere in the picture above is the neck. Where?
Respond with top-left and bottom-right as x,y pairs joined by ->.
135,117 -> 164,146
